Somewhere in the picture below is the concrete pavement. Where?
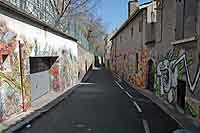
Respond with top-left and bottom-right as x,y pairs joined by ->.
16,68 -> 181,133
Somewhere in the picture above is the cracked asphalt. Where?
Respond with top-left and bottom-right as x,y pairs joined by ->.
16,68 -> 181,133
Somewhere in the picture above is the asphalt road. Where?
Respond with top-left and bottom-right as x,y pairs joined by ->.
16,68 -> 181,133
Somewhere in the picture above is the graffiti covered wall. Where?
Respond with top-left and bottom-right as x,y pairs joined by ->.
46,32 -> 79,92
0,12 -> 93,120
128,48 -> 149,88
155,47 -> 200,119
155,48 -> 199,102
111,46 -> 149,89
78,45 -> 93,80
0,18 -> 22,120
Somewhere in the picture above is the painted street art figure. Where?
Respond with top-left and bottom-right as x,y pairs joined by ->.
49,61 -> 60,91
49,49 -> 78,91
0,20 -> 22,121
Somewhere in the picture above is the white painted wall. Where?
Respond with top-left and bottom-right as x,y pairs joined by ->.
30,71 -> 49,101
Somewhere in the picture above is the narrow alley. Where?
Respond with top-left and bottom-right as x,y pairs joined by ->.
16,68 -> 180,133
0,0 -> 200,133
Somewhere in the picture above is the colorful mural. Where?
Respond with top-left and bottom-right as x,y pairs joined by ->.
49,49 -> 78,91
134,48 -> 149,88
111,46 -> 149,88
0,20 -> 22,120
77,46 -> 93,80
128,48 -> 149,88
0,13 -> 93,121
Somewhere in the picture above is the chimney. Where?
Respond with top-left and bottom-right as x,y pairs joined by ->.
128,0 -> 139,17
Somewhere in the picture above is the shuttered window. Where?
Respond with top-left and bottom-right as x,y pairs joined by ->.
176,0 -> 197,40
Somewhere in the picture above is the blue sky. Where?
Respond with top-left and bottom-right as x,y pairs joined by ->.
97,0 -> 151,33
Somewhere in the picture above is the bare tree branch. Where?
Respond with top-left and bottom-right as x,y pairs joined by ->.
49,0 -> 60,15
72,0 -> 91,10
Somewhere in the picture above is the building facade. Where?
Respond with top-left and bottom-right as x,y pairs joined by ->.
104,32 -> 115,69
153,0 -> 200,120
111,1 -> 155,89
110,0 -> 200,121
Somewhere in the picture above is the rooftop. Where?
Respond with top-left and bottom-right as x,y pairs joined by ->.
110,1 -> 153,40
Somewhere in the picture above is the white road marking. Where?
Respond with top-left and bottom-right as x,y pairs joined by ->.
115,80 -> 133,98
79,83 -> 96,85
125,91 -> 133,98
114,80 -> 124,90
143,120 -> 150,133
133,101 -> 142,113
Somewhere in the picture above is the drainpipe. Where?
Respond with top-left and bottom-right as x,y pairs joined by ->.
156,0 -> 163,43
19,40 -> 26,112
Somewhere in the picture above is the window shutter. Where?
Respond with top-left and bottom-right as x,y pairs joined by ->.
184,0 -> 197,38
176,0 -> 184,40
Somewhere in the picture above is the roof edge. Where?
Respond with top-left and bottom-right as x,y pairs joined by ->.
110,1 -> 153,40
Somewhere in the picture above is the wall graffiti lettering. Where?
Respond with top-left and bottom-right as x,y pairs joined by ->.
172,53 -> 200,92
157,59 -> 178,103
156,49 -> 198,103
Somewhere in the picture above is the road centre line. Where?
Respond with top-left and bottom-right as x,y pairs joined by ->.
114,80 -> 124,90
115,81 -> 133,98
143,120 -> 150,133
115,80 -> 142,113
132,101 -> 142,113
124,91 -> 133,98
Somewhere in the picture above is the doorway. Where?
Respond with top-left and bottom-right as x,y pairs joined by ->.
177,79 -> 186,109
147,59 -> 154,91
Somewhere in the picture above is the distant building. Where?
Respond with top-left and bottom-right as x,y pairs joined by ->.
104,32 -> 115,69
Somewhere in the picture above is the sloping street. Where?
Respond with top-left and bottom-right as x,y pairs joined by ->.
16,68 -> 180,133
1,0 -> 200,133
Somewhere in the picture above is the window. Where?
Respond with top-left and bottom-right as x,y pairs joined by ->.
131,27 -> 134,38
30,56 -> 58,74
139,22 -> 142,32
176,0 -> 197,39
